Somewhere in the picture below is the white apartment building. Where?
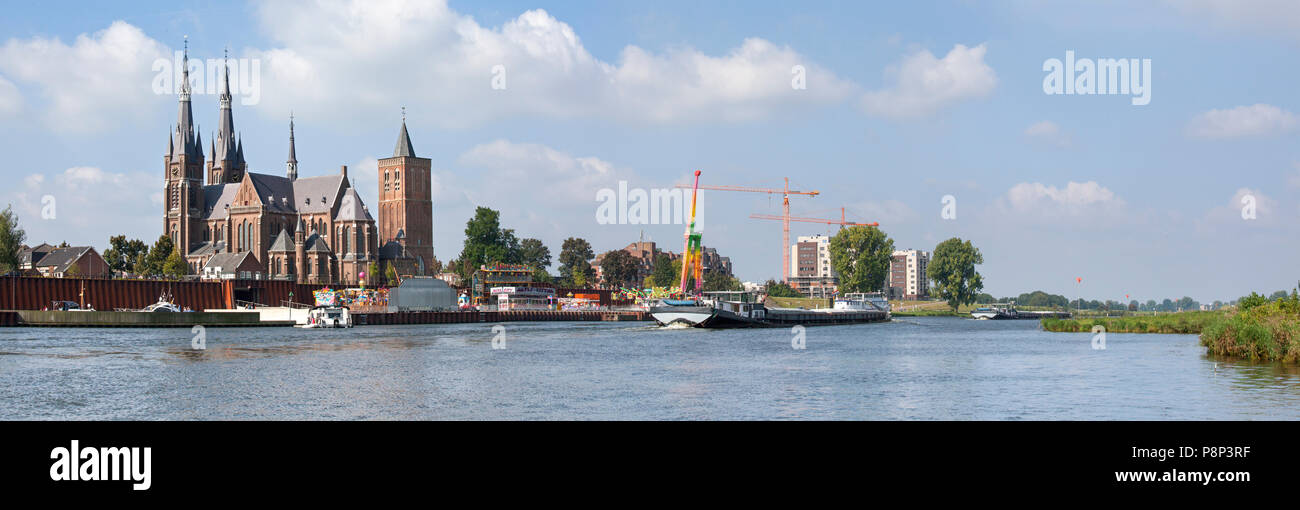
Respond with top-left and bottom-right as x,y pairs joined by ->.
889,249 -> 929,299
789,234 -> 838,298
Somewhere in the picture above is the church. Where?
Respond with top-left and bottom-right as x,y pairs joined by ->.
163,46 -> 434,285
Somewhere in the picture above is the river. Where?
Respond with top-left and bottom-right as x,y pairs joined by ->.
2,317 -> 1298,420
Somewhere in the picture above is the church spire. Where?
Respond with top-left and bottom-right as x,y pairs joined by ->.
286,112 -> 298,180
173,37 -> 198,162
393,108 -> 416,158
216,47 -> 236,164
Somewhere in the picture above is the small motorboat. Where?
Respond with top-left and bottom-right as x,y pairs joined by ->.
300,306 -> 352,328
142,293 -> 183,312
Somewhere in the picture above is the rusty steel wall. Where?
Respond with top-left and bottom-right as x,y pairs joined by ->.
0,277 -> 339,311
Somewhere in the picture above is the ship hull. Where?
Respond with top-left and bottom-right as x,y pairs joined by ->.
651,304 -> 888,328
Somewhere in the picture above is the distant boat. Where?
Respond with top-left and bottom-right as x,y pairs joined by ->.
971,303 -> 1071,320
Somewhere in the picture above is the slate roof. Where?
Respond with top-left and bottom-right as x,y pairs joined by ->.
394,121 -> 416,158
268,229 -> 294,252
199,172 -> 354,220
188,241 -> 227,257
334,187 -> 374,221
33,246 -> 92,273
304,233 -> 332,253
202,252 -> 262,274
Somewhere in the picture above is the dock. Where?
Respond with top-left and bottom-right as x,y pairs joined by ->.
0,309 -> 649,327
7,310 -> 294,328
353,310 -> 647,325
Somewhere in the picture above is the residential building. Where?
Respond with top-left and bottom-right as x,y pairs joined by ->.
26,246 -> 110,278
789,234 -> 837,298
888,249 -> 930,299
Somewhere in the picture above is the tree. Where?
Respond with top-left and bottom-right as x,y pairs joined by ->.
763,279 -> 802,298
162,248 -> 187,279
0,205 -> 26,274
131,253 -> 149,277
456,207 -> 521,280
518,238 -> 551,272
651,253 -> 675,288
599,249 -> 637,288
828,225 -> 894,293
137,235 -> 175,277
103,235 -> 148,275
929,237 -> 985,312
558,237 -> 595,286
367,261 -> 380,285
386,264 -> 398,285
702,270 -> 742,292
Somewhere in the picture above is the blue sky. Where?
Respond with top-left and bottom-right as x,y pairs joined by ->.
1,0 -> 1297,303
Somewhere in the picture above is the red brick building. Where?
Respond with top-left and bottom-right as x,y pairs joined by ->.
161,45 -> 429,285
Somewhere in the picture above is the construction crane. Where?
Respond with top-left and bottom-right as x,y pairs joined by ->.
749,207 -> 879,229
674,177 -> 818,282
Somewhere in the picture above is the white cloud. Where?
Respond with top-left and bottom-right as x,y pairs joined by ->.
1196,187 -> 1290,231
860,43 -> 997,119
996,181 -> 1126,222
1187,103 -> 1297,139
249,0 -> 853,128
0,21 -> 169,132
1024,120 -> 1072,148
6,166 -> 160,246
0,75 -> 20,116
457,140 -> 632,203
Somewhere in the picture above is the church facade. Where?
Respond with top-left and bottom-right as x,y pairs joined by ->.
163,47 -> 434,285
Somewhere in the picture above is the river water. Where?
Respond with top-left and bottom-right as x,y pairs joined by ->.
2,317 -> 1298,420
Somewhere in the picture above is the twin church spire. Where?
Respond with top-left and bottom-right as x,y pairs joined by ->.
168,39 -> 412,185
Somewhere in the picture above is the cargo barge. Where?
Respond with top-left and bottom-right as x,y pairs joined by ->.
650,291 -> 890,328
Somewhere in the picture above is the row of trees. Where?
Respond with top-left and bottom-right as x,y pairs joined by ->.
975,289 -> 1215,312
104,234 -> 188,278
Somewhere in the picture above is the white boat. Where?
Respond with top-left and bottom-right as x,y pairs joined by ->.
142,294 -> 183,312
300,306 -> 352,328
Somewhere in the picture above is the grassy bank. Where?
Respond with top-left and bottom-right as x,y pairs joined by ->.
1200,298 -> 1300,362
1041,311 -> 1224,334
893,309 -> 964,317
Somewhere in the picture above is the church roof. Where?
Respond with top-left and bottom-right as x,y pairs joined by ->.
393,121 -> 416,158
202,183 -> 241,219
293,174 -> 346,214
268,229 -> 294,252
333,188 -> 374,222
187,241 -> 226,258
304,233 -> 331,253
378,240 -> 412,260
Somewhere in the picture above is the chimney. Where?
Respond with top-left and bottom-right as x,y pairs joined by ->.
341,165 -> 348,178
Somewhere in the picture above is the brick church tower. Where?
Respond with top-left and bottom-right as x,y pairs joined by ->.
164,42 -> 206,258
377,115 -> 434,274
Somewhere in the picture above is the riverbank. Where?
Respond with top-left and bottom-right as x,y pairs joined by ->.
1041,311 -> 1224,334
1200,298 -> 1300,362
